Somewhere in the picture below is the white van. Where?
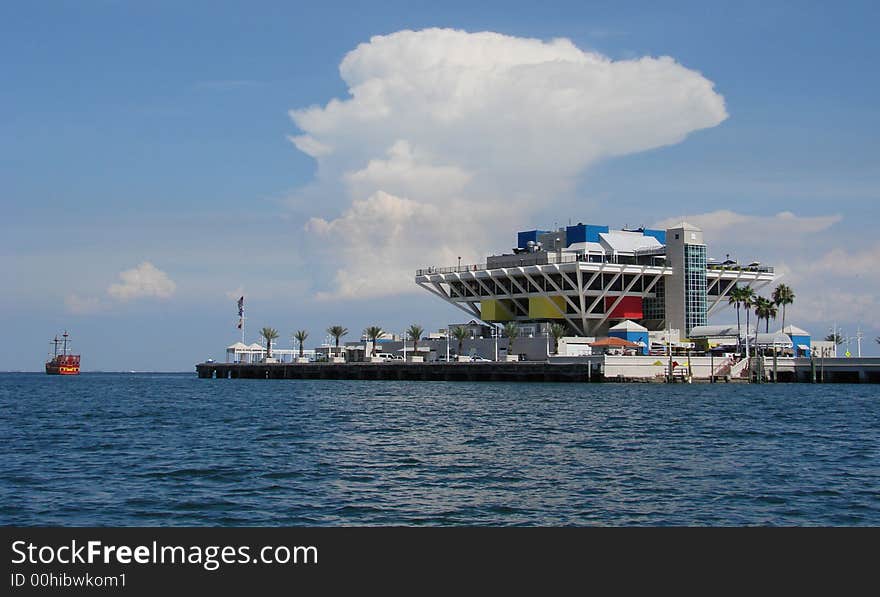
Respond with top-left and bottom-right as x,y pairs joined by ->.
376,353 -> 401,362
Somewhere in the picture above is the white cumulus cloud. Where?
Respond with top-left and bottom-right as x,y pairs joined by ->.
654,210 -> 842,257
107,262 -> 176,301
306,190 -> 479,299
289,28 -> 729,298
787,243 -> 880,325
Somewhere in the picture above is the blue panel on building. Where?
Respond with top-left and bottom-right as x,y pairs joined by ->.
565,224 -> 609,244
642,229 -> 667,244
565,224 -> 586,244
789,334 -> 811,358
517,230 -> 547,248
583,225 -> 608,243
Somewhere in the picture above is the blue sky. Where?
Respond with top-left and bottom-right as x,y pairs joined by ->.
3,1 -> 879,370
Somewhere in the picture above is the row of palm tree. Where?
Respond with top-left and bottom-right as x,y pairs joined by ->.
728,283 -> 795,354
265,320 -> 610,360
259,324 -> 429,360
257,327 -> 312,360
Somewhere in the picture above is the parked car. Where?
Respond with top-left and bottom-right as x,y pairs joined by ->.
471,356 -> 492,362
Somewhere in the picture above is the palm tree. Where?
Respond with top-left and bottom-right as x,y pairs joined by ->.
364,326 -> 384,357
260,327 -> 279,360
751,297 -> 775,365
451,326 -> 470,357
825,333 -> 844,345
740,286 -> 756,354
728,286 -> 746,350
326,325 -> 348,357
503,322 -> 520,358
293,329 -> 309,358
549,323 -> 566,354
751,300 -> 762,353
771,284 -> 795,330
407,324 -> 424,353
876,337 -> 880,345
756,297 -> 777,333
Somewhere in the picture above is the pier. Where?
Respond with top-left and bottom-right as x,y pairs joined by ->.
790,357 -> 880,384
196,360 -> 603,383
196,356 -> 880,383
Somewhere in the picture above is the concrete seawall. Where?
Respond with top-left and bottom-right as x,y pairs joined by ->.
196,356 -> 880,383
196,361 -> 603,383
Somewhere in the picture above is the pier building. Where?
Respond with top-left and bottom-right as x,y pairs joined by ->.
415,221 -> 775,337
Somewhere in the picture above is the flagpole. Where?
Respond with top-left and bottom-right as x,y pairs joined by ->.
237,296 -> 246,344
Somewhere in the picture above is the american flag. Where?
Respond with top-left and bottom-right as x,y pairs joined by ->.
237,296 -> 244,329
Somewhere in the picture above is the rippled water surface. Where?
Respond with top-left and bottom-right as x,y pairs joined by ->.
1,373 -> 878,526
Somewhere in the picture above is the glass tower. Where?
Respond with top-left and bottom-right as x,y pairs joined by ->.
684,244 -> 707,334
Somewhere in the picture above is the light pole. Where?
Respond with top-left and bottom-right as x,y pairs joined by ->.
446,329 -> 450,361
856,327 -> 863,358
403,331 -> 407,361
457,256 -> 461,271
666,319 -> 673,383
744,319 -> 751,382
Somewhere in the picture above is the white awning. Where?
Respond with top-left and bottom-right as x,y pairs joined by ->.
783,325 -> 810,336
688,325 -> 740,338
598,231 -> 663,254
564,241 -> 605,254
756,333 -> 792,347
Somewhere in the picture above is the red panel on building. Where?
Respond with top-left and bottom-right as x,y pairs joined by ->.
605,296 -> 643,319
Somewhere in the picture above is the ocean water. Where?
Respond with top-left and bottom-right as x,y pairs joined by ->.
1,372 -> 878,526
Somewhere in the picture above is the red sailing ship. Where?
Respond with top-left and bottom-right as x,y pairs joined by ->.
45,331 -> 80,375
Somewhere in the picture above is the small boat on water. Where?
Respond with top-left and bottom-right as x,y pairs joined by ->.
46,331 -> 80,375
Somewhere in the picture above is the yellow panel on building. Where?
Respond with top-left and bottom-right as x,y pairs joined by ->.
480,299 -> 514,321
528,296 -> 566,319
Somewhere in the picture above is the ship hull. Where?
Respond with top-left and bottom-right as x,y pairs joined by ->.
45,354 -> 81,375
45,364 -> 80,375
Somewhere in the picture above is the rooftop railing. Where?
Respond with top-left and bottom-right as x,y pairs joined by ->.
416,263 -> 489,275
707,263 -> 775,274
416,253 -> 774,277
416,252 -> 669,276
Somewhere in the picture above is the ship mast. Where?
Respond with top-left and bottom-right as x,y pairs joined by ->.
51,335 -> 60,357
62,330 -> 69,356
